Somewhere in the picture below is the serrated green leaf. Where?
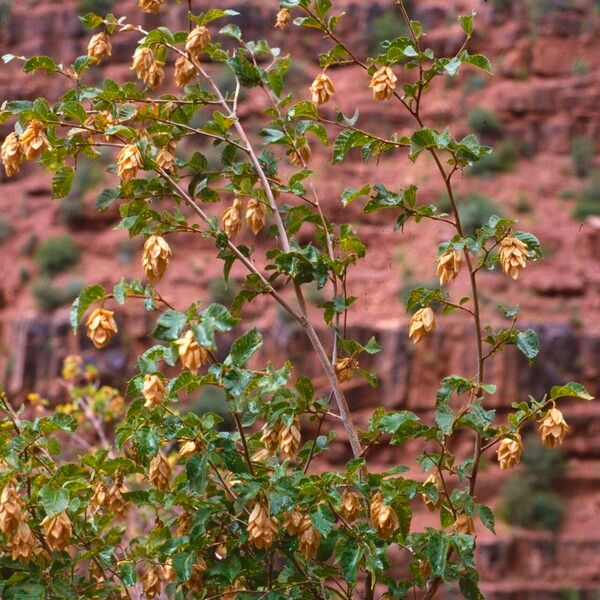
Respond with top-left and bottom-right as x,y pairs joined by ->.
70,284 -> 106,331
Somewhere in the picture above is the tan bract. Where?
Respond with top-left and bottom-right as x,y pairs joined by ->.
42,512 -> 72,551
174,55 -> 197,87
148,453 -> 171,491
138,0 -> 164,13
87,32 -> 112,63
310,72 -> 336,105
131,46 -> 164,88
422,472 -> 444,512
288,139 -> 311,165
162,558 -> 176,584
8,521 -> 35,562
175,330 -> 207,372
499,235 -> 529,279
222,197 -> 243,238
86,308 -> 118,349
0,483 -> 23,534
496,433 -> 523,469
186,26 -> 211,59
142,234 -> 172,282
298,515 -> 321,560
20,120 -> 49,160
142,566 -> 162,599
408,307 -> 436,344
143,374 -> 166,409
1,132 -> 23,176
245,197 -> 266,235
275,8 -> 291,29
339,489 -> 362,523
247,502 -> 277,549
283,509 -> 304,536
369,66 -> 397,101
107,478 -> 129,517
156,141 -> 177,172
539,408 -> 569,448
454,513 -> 475,535
188,557 -> 208,592
369,491 -> 399,538
91,481 -> 109,510
278,419 -> 301,460
260,422 -> 282,455
335,356 -> 358,383
178,439 -> 198,461
116,144 -> 142,182
436,248 -> 461,285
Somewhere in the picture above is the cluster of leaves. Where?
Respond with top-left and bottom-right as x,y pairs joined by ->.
0,1 -> 594,599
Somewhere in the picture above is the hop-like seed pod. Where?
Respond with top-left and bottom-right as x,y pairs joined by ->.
148,453 -> 171,491
42,511 -> 72,551
177,512 -> 193,536
86,308 -> 118,349
20,120 -> 49,160
142,235 -> 172,282
87,32 -> 112,63
91,480 -> 109,510
496,433 -> 523,469
161,558 -> 176,584
0,483 -> 23,534
131,46 -> 164,88
222,197 -> 243,238
298,515 -> 321,560
369,66 -> 397,101
499,235 -> 529,280
178,439 -> 198,460
247,502 -> 277,549
275,8 -> 291,29
186,26 -> 211,59
454,513 -> 475,535
175,330 -> 207,372
339,489 -> 362,523
408,307 -> 435,344
174,55 -> 197,87
539,408 -> 569,448
422,472 -> 444,512
436,248 -> 461,286
143,374 -> 166,409
283,509 -> 304,536
8,521 -> 35,563
156,141 -> 176,172
117,144 -> 142,183
215,536 -> 228,560
278,419 -> 301,460
107,478 -> 129,517
309,72 -> 335,106
1,132 -> 23,176
142,566 -> 162,599
188,556 -> 208,591
335,357 -> 358,383
369,491 -> 399,538
138,0 -> 164,13
288,139 -> 311,166
260,422 -> 281,456
245,198 -> 266,235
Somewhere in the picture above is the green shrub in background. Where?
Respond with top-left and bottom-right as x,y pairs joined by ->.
209,276 -> 239,306
367,8 -> 411,54
0,215 -> 13,244
467,106 -> 504,137
572,172 -> 600,220
570,136 -> 596,178
31,277 -> 84,312
438,192 -> 505,234
501,436 -> 566,531
35,235 -> 80,275
190,385 -> 234,431
78,0 -> 112,14
469,139 -> 518,176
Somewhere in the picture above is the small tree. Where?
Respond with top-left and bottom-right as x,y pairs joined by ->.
0,1 -> 593,598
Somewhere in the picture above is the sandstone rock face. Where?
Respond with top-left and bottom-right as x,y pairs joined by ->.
1,1 -> 600,597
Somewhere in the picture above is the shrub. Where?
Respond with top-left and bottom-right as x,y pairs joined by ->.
78,0 -> 112,14
0,215 -> 13,244
439,192 -> 504,234
35,235 -> 80,275
190,385 -> 234,431
469,139 -> 518,176
501,437 -> 566,531
31,277 -> 83,312
368,9 -> 411,54
209,276 -> 238,306
513,193 -> 533,214
572,172 -> 600,220
570,136 -> 596,178
467,106 -> 503,137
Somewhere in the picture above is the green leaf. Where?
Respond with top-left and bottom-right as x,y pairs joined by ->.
459,12 -> 475,37
52,167 -> 74,199
516,328 -> 539,361
23,55 -> 58,75
341,185 -> 370,207
427,530 -> 449,576
338,538 -> 364,585
459,569 -> 485,600
38,486 -> 69,516
79,12 -> 104,29
550,381 -> 593,401
227,328 -> 263,366
50,413 -> 78,433
186,454 -> 210,494
332,130 -> 369,164
152,310 -> 187,341
70,284 -> 106,331
460,51 -> 493,76
227,55 -> 262,87
475,503 -> 495,533
172,551 -> 194,583
435,403 -> 454,436
3,582 -> 46,600
219,23 -> 242,40
311,504 -> 335,538
119,562 -> 137,587
94,188 -> 120,211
